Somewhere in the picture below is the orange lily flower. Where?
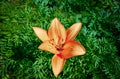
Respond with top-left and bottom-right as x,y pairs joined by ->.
33,18 -> 86,77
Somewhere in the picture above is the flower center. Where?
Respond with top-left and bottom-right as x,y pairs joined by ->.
56,44 -> 63,51
57,53 -> 65,59
49,39 -> 64,51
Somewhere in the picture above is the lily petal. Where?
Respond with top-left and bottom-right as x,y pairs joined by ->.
38,41 -> 58,54
48,18 -> 66,45
33,27 -> 49,42
52,55 -> 66,77
66,23 -> 82,41
62,40 -> 86,59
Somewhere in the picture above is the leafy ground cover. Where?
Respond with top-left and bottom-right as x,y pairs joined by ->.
0,0 -> 120,79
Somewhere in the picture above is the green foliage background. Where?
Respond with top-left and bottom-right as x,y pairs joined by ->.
0,0 -> 120,79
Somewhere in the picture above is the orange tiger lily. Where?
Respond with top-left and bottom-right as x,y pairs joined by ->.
33,18 -> 86,77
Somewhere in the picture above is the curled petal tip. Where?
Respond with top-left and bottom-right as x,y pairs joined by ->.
77,22 -> 82,25
53,18 -> 59,20
32,27 -> 37,30
54,73 -> 58,77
